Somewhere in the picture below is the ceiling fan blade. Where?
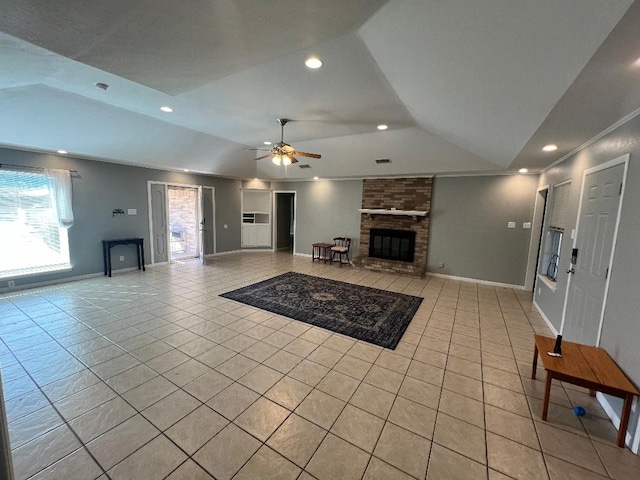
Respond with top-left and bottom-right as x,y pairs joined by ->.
294,151 -> 321,159
289,156 -> 300,164
254,154 -> 271,161
245,147 -> 271,151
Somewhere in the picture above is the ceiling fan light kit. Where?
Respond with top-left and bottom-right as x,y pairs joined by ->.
254,118 -> 322,167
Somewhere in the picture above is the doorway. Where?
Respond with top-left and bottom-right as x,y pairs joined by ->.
273,192 -> 296,253
148,182 -> 214,266
525,186 -> 549,291
201,187 -> 216,260
168,186 -> 199,260
561,156 -> 628,345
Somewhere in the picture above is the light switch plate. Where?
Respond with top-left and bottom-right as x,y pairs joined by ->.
523,222 -> 531,229
127,209 -> 137,215
508,222 -> 516,229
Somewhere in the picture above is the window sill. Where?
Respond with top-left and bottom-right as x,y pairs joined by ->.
0,266 -> 72,281
537,274 -> 557,293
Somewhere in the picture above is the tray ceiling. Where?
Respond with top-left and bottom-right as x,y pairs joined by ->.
0,0 -> 638,179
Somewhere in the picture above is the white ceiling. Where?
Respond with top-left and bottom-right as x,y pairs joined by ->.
0,0 -> 639,179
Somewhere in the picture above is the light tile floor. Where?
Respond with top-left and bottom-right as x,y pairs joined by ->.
1,252 -> 639,479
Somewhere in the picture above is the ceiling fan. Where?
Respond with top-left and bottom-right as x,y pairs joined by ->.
252,119 -> 321,165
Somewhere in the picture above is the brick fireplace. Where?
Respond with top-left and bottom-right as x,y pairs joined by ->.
354,178 -> 432,277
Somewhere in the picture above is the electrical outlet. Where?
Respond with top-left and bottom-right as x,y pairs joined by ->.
8,280 -> 15,287
119,256 -> 125,261
438,262 -> 444,268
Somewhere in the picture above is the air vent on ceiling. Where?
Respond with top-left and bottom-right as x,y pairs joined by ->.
375,158 -> 392,164
298,164 -> 312,169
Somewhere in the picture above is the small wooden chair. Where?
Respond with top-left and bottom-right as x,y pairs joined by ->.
330,237 -> 351,267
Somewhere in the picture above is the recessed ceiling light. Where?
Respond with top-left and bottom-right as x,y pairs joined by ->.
263,141 -> 272,145
519,168 -> 528,174
56,150 -> 68,154
313,176 -> 319,180
377,124 -> 388,130
183,169 -> 189,172
94,82 -> 109,91
253,178 -> 258,181
305,57 -> 323,69
160,106 -> 173,113
542,144 -> 557,152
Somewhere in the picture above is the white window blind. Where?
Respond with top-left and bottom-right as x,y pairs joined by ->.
0,169 -> 71,278
549,182 -> 571,231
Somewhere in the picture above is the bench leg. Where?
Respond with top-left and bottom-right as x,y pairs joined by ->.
617,393 -> 633,448
531,344 -> 539,379
541,372 -> 552,421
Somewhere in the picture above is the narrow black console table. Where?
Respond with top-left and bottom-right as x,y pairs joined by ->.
102,238 -> 146,277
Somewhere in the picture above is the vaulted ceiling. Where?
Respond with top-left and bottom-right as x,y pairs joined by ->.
1,0 -> 639,180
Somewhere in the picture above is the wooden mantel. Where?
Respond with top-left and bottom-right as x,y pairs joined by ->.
358,208 -> 429,221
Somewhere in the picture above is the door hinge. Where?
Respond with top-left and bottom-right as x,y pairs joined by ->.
605,267 -> 609,279
619,183 -> 623,195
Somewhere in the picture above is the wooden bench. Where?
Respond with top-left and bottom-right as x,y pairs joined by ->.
532,334 -> 639,448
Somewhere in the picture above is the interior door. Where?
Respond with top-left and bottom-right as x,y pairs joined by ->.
200,187 -> 215,263
149,183 -> 168,264
563,163 -> 625,345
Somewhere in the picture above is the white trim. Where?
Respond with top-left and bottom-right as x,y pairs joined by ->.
295,252 -> 312,258
212,250 -> 244,256
532,300 -> 559,336
198,186 -> 204,265
358,208 -> 428,216
553,178 -> 572,188
147,180 -> 155,265
426,272 -> 525,290
0,266 -> 145,294
211,249 -> 275,256
525,185 -> 550,291
544,105 -> 640,173
1,266 -> 73,281
537,274 -> 557,293
561,154 -> 629,342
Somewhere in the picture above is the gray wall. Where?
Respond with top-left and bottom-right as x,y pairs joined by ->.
427,175 -> 539,286
536,114 -> 640,392
272,180 -> 363,256
0,147 -> 242,290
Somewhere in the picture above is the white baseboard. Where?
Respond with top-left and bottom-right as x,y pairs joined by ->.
0,266 -> 145,295
532,300 -> 559,336
426,272 -> 525,290
212,250 -> 243,256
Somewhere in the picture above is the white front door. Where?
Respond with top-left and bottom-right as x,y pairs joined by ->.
563,161 -> 625,345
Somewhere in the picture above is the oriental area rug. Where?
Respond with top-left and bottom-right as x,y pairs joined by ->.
220,272 -> 423,349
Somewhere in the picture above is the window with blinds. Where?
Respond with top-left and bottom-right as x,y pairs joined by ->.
540,181 -> 571,282
0,169 -> 71,278
548,181 -> 571,231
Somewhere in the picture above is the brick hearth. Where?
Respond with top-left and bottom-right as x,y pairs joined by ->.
354,178 -> 432,277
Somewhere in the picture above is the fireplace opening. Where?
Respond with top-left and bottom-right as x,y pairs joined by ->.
369,229 -> 416,262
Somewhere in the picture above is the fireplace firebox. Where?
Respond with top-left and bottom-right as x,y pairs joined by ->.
369,229 -> 416,263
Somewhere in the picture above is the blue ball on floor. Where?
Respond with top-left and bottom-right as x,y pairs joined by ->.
574,405 -> 586,417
